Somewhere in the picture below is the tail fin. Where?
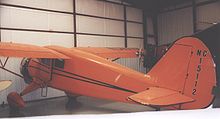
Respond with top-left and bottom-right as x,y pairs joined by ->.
147,37 -> 216,109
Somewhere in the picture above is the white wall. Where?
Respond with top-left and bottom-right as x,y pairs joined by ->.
0,0 -> 145,104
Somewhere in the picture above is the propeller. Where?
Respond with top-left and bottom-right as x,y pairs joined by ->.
136,47 -> 144,71
0,80 -> 12,92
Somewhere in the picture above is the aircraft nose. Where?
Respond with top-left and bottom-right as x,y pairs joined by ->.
20,58 -> 33,84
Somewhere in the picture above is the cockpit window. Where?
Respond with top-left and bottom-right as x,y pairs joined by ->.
40,59 -> 51,66
40,59 -> 65,69
54,59 -> 65,69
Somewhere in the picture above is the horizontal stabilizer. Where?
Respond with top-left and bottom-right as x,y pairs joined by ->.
0,42 -> 69,59
128,87 -> 194,106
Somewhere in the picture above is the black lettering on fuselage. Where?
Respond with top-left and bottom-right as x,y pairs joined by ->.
199,58 -> 202,63
192,49 -> 208,95
197,50 -> 208,57
197,50 -> 202,56
197,65 -> 201,72
192,89 -> 196,95
203,50 -> 208,57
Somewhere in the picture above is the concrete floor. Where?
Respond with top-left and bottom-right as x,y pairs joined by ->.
0,96 -> 155,118
0,96 -> 219,118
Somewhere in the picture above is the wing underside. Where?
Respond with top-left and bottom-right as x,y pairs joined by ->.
128,87 -> 194,106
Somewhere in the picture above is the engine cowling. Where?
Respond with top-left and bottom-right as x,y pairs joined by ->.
20,58 -> 33,84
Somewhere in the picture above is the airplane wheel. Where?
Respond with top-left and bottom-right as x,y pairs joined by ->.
7,92 -> 25,109
65,93 -> 81,110
7,92 -> 25,116
65,92 -> 82,110
65,92 -> 79,99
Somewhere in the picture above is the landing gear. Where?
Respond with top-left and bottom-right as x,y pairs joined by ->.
151,106 -> 161,111
155,107 -> 161,111
7,92 -> 25,117
65,92 -> 81,110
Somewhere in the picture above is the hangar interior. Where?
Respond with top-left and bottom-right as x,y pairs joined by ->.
0,0 -> 220,117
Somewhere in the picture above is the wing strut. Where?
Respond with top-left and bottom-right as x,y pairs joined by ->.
0,57 -> 23,78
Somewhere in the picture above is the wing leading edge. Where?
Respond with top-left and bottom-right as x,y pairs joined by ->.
128,87 -> 194,106
0,42 -> 69,59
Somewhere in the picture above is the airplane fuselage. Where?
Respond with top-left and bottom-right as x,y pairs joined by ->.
27,46 -> 155,103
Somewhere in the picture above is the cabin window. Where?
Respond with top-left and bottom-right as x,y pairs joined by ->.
54,59 -> 65,69
40,59 -> 51,66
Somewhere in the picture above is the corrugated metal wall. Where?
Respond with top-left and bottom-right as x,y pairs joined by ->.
125,6 -> 145,73
158,7 -> 193,45
0,0 -> 145,104
197,1 -> 220,30
146,17 -> 156,45
158,0 -> 220,46
76,0 -> 124,47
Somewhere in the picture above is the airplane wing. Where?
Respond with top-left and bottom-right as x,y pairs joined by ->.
75,47 -> 139,59
128,87 -> 194,106
0,80 -> 12,92
0,42 -> 69,59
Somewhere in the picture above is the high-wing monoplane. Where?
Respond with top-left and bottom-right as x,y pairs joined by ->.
0,36 -> 215,111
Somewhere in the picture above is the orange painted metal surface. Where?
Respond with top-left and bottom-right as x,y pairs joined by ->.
4,37 -> 217,110
128,87 -> 194,106
75,47 -> 139,58
34,46 -> 153,103
147,37 -> 216,109
0,42 -> 69,59
7,92 -> 25,108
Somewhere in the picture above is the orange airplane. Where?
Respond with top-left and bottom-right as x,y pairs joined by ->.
0,36 -> 216,111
